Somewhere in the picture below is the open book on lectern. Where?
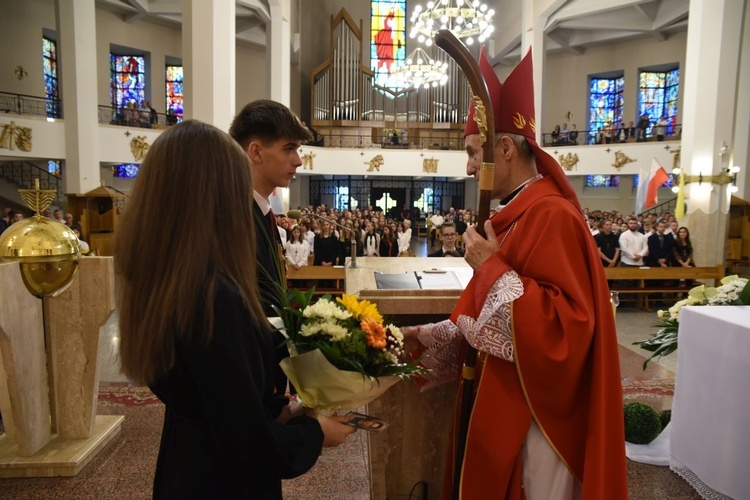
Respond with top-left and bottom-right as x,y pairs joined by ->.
374,269 -> 464,290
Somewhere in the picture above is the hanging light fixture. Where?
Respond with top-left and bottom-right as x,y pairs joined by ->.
392,47 -> 449,89
409,0 -> 495,47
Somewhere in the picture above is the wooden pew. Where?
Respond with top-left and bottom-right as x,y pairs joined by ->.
286,265 -> 346,295
604,265 -> 724,311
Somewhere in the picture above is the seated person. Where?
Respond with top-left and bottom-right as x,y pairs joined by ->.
428,222 -> 465,257
550,124 -> 561,145
390,132 -> 400,145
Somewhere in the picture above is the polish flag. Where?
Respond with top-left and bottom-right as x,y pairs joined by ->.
636,158 -> 670,214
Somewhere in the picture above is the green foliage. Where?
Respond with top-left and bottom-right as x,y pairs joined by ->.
739,280 -> 750,305
659,409 -> 672,429
632,318 -> 679,370
273,288 -> 425,379
624,402 -> 662,444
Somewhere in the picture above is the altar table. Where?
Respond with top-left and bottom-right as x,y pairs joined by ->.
670,306 -> 750,499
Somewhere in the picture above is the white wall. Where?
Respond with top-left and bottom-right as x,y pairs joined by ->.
0,0 -> 56,97
543,32 -> 688,134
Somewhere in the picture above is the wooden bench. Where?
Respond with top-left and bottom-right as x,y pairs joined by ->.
604,265 -> 724,311
286,265 -> 346,295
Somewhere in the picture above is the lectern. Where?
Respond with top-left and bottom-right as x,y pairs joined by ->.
346,257 -> 471,499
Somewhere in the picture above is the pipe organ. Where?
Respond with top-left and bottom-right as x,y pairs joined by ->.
311,9 -> 470,149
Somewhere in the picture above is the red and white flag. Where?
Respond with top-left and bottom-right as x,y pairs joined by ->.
636,158 -> 670,214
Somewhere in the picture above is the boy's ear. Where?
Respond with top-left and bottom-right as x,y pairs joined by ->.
247,142 -> 262,164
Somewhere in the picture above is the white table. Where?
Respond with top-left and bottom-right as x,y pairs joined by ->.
670,306 -> 750,499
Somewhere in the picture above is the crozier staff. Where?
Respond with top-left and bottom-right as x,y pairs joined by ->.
403,48 -> 627,499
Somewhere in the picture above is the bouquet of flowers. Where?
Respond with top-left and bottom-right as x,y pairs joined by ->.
273,288 -> 425,412
633,275 -> 750,369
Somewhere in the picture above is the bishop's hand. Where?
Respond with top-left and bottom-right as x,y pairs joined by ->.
462,220 -> 500,270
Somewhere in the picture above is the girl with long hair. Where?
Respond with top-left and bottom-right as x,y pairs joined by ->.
285,225 -> 310,269
379,225 -> 398,257
115,121 -> 353,498
673,226 -> 695,267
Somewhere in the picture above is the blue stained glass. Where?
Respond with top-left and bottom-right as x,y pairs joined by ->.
42,37 -> 60,118
639,69 -> 679,137
166,65 -> 184,116
47,160 -> 61,176
111,55 -> 145,108
586,175 -> 620,187
589,76 -> 624,139
114,164 -> 140,178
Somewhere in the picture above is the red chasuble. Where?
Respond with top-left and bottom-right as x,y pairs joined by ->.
447,177 -> 627,499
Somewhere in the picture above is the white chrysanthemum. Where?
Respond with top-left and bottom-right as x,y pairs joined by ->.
387,324 -> 404,343
302,299 -> 352,321
382,351 -> 398,364
299,320 -> 349,341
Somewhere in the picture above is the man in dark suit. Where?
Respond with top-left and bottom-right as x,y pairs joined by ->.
645,220 -> 674,268
428,222 -> 465,257
229,100 -> 312,394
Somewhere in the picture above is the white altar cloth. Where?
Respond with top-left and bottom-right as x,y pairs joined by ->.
670,306 -> 750,499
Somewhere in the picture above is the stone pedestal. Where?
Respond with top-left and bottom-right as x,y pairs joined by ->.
0,257 -> 122,476
347,257 -> 470,499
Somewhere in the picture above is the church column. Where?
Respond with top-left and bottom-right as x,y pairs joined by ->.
182,0 -> 235,131
266,0 -> 291,106
680,0 -> 745,266
57,0 -> 99,194
522,2 -> 547,145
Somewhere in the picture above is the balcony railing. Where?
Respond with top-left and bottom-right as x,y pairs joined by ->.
541,124 -> 682,148
0,160 -> 64,203
0,91 -> 61,118
97,105 -> 182,129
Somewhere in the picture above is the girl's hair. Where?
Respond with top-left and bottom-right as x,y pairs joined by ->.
115,120 -> 266,385
677,226 -> 692,246
290,225 -> 305,244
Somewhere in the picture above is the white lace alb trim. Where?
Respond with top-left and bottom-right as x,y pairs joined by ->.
670,455 -> 732,500
456,270 -> 524,362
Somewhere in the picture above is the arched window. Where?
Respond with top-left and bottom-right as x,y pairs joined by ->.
371,1 -> 407,88
639,68 -> 679,137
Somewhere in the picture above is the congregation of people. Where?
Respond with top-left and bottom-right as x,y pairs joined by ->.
548,114 -> 674,146
271,204 -> 478,267
0,207 -> 90,253
582,207 -> 695,270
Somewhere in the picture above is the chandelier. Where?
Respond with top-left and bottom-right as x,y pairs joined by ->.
392,47 -> 449,89
409,0 -> 495,46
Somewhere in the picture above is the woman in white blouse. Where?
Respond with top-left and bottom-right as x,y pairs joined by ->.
396,222 -> 411,255
285,225 -> 310,270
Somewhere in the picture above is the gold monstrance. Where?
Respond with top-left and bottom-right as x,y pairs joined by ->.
0,179 -> 82,297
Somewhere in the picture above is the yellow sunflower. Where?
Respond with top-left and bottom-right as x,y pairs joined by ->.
337,294 -> 383,324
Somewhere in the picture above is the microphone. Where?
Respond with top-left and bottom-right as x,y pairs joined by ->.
286,210 -> 358,268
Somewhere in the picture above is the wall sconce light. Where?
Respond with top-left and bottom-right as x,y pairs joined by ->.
671,185 -> 680,194
672,167 -> 681,175
14,65 -> 28,80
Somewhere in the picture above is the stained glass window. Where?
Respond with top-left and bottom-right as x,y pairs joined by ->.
43,37 -> 60,118
639,68 -> 679,137
585,175 -> 620,188
371,1 -> 407,88
166,65 -> 183,118
113,164 -> 140,178
110,55 -> 145,109
588,76 -> 624,143
633,174 -> 675,188
47,160 -> 61,176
